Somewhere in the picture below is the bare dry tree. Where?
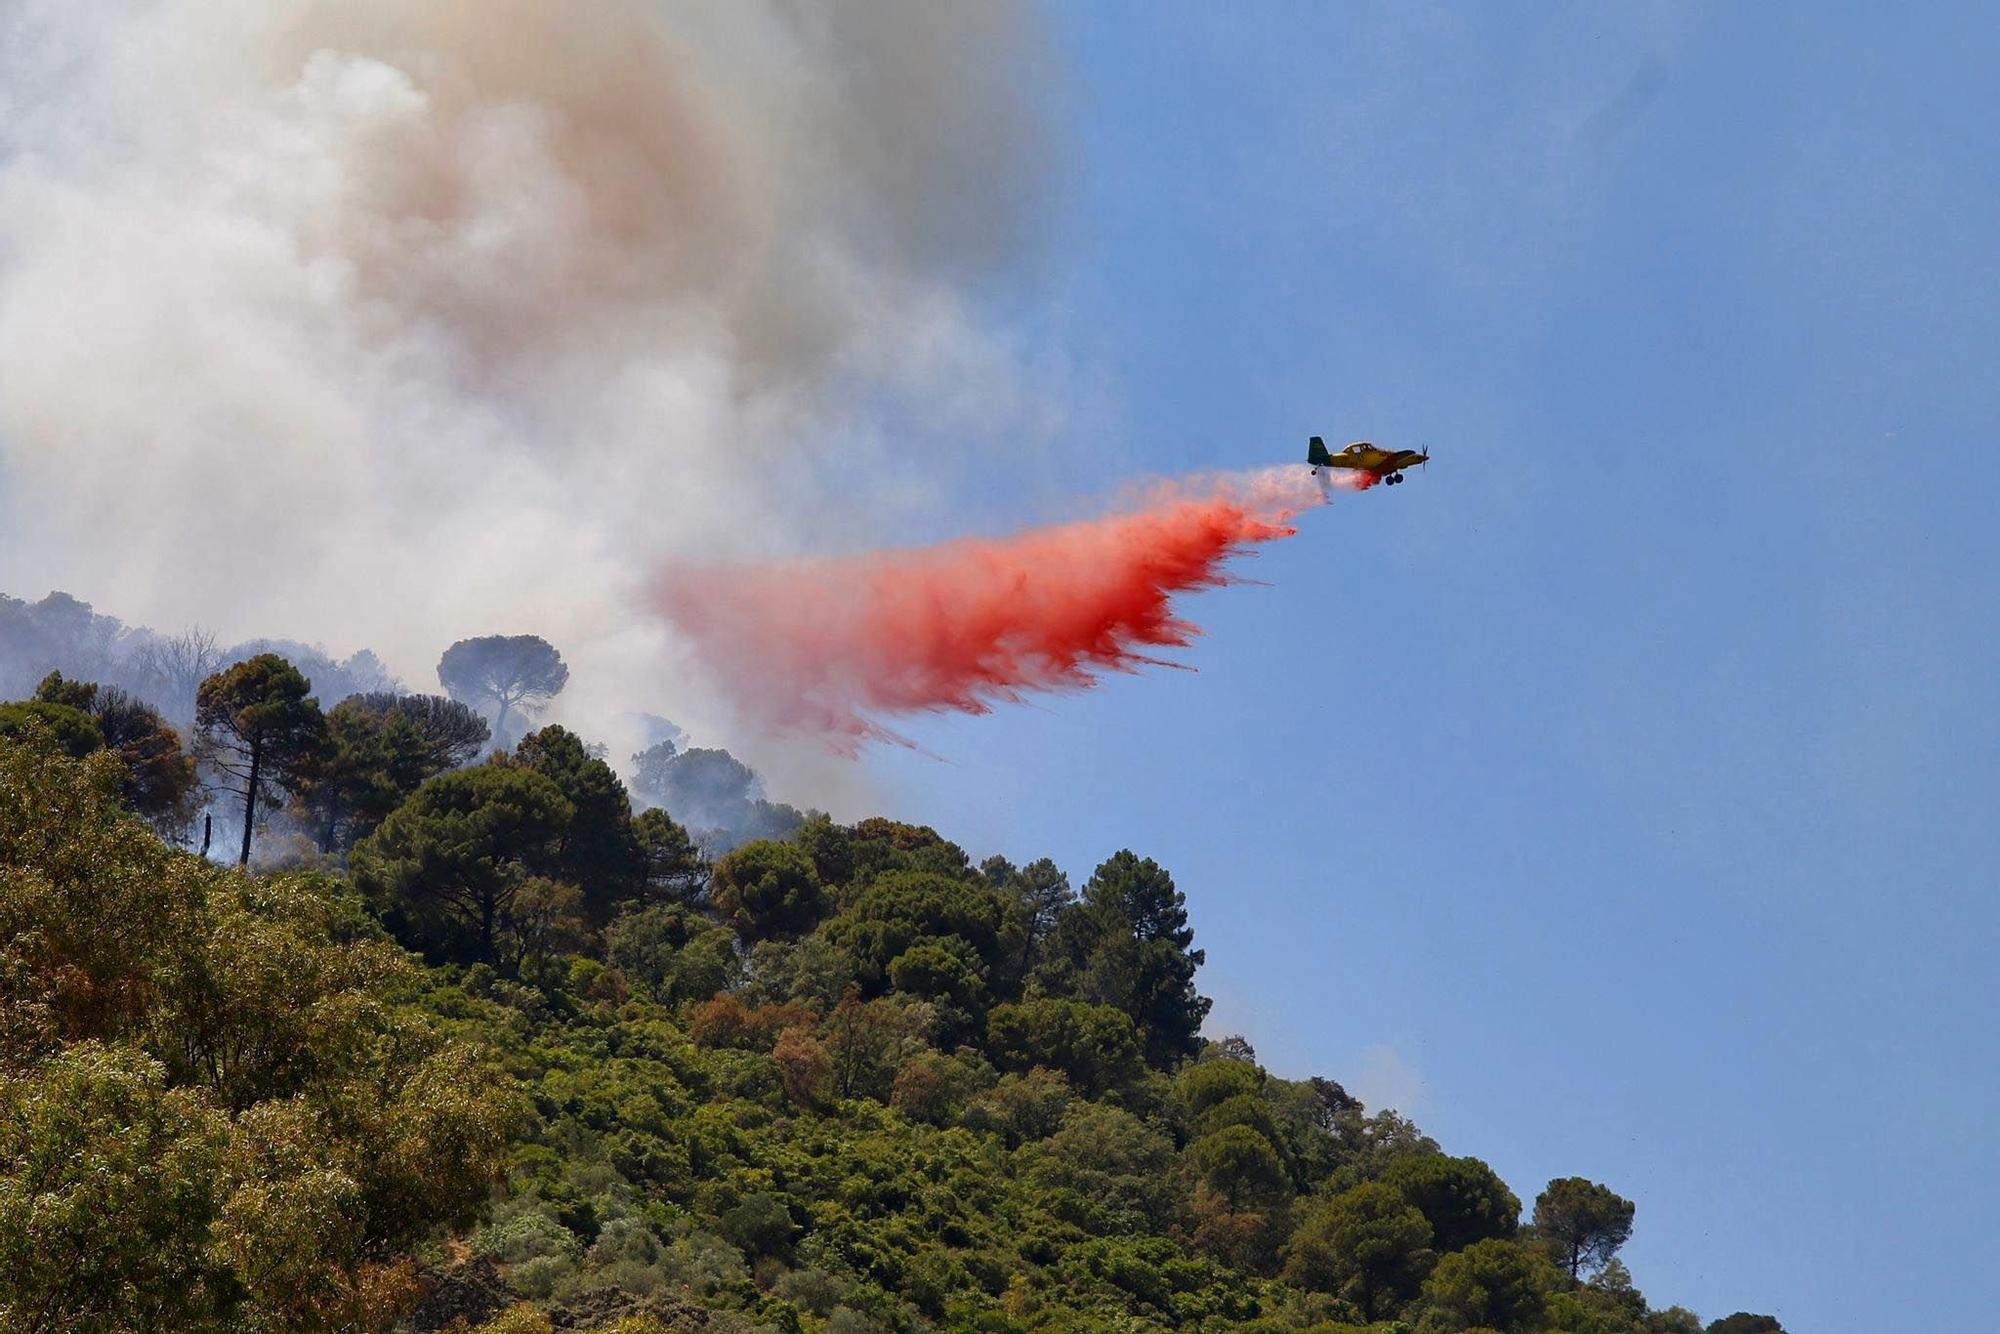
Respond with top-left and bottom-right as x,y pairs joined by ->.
133,625 -> 222,727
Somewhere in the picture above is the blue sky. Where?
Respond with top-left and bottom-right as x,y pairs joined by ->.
868,5 -> 1999,1330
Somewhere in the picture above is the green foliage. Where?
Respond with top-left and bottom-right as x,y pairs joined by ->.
985,997 -> 1143,1095
1534,1176 -> 1638,1279
436,634 -> 569,745
1197,1092 -> 1289,1158
0,734 -> 515,1330
1707,1316 -> 1787,1334
1185,1123 -> 1293,1211
1,736 -> 200,1053
848,817 -> 973,881
147,871 -> 415,1110
194,652 -> 330,865
1262,1074 -> 1371,1191
1036,849 -> 1210,1067
1178,1053 -> 1266,1115
822,870 -> 1016,994
0,698 -> 104,757
294,691 -> 486,852
0,726 -> 1742,1333
353,763 -> 575,963
87,683 -> 202,833
606,903 -> 740,1005
632,806 -> 708,904
1284,1181 -> 1436,1318
1382,1153 -> 1522,1253
961,1067 -> 1073,1146
30,668 -> 98,711
1414,1237 -> 1562,1332
513,725 -> 645,912
709,839 -> 825,943
1033,1101 -> 1176,1229
3,673 -> 201,838
982,854 -> 1074,968
0,1041 -> 230,1329
363,691 -> 491,769
1542,1258 -> 1661,1333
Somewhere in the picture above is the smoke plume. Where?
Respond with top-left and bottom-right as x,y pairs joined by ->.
0,2 -> 1053,769
656,467 -> 1363,750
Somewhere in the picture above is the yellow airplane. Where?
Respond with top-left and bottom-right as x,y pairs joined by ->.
1308,436 -> 1430,486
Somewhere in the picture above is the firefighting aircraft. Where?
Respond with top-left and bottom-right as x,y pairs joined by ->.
1308,436 -> 1429,486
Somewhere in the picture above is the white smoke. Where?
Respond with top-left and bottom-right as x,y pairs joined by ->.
0,0 -> 1056,792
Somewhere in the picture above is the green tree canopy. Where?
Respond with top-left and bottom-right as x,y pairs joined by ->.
709,839 -> 825,943
194,654 -> 328,865
513,725 -> 644,911
436,634 -> 569,745
5,673 -> 200,838
985,997 -> 1143,1096
632,806 -> 709,904
1177,1056 -> 1265,1117
355,691 -> 491,770
0,735 -> 515,1329
0,693 -> 1759,1332
1185,1123 -> 1293,1212
982,854 -> 1074,968
0,698 -> 103,758
1038,849 -> 1211,1068
1533,1176 -> 1636,1279
86,684 -> 201,834
1414,1237 -> 1560,1333
293,691 -> 492,852
1036,1101 -> 1178,1228
294,698 -> 417,853
351,764 -> 575,963
1283,1180 -> 1436,1319
820,870 -> 1016,996
0,1043 -> 231,1329
1383,1154 -> 1522,1253
605,902 -> 740,1006
1707,1315 -> 1787,1334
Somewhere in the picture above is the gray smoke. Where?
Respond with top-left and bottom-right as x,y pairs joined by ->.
629,736 -> 804,853
0,1 -> 1056,797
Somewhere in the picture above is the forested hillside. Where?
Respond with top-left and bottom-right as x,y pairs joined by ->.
0,654 -> 1782,1333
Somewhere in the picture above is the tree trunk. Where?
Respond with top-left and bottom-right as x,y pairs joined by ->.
237,737 -> 261,866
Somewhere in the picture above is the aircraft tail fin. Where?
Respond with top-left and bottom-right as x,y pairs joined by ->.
1307,436 -> 1333,467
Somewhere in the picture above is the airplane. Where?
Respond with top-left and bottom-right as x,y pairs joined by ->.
1308,436 -> 1429,486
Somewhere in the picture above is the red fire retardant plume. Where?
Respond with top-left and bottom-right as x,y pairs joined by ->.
655,466 -> 1368,750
